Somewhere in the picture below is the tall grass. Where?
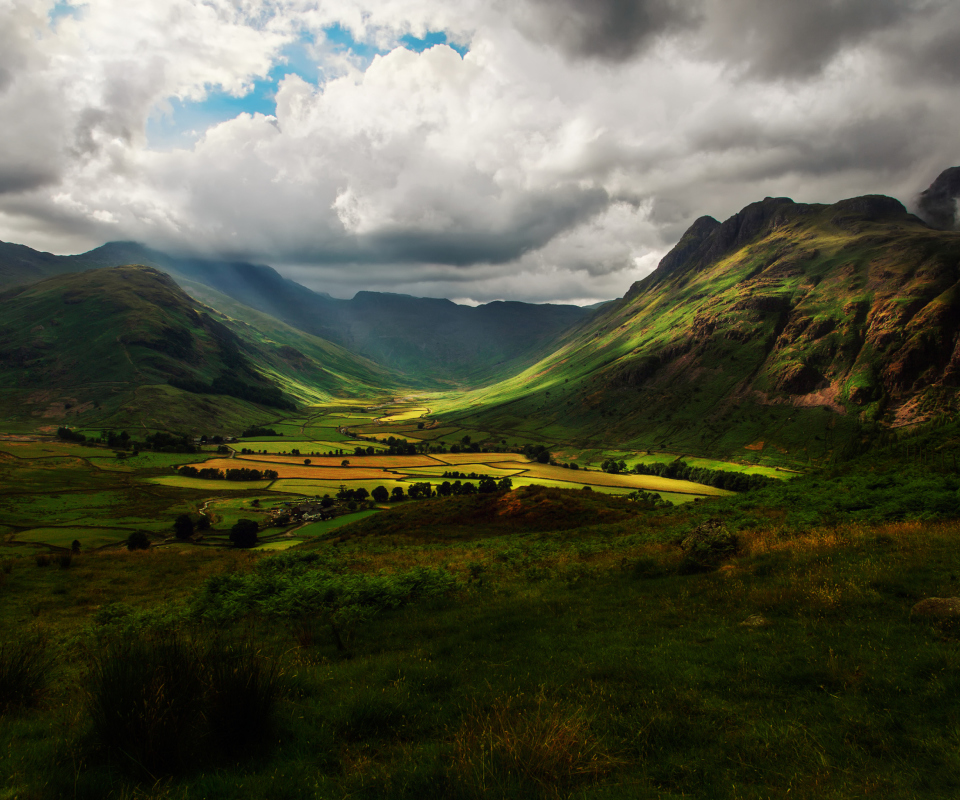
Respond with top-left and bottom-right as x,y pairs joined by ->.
86,630 -> 284,776
0,634 -> 49,715
450,693 -> 615,799
87,633 -> 204,776
203,635 -> 283,759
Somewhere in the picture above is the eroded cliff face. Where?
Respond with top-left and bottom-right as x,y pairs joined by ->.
918,166 -> 960,231
574,191 -> 960,428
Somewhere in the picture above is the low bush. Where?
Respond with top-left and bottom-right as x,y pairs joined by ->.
126,531 -> 150,551
678,519 -> 739,574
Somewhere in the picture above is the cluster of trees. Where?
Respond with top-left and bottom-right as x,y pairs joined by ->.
56,427 -> 200,453
601,459 -> 628,474
173,513 -> 211,540
437,477 -> 512,496
56,426 -> 86,443
177,465 -> 279,481
523,444 -> 552,464
373,437 -> 419,456
441,471 -> 491,480
630,460 -> 777,492
242,426 -> 282,437
170,376 -> 296,411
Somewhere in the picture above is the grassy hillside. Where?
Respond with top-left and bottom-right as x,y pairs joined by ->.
4,435 -> 960,798
0,240 -> 593,386
0,266 -> 408,433
439,195 -> 960,466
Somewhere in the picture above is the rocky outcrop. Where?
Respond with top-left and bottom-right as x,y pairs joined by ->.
918,166 -> 960,230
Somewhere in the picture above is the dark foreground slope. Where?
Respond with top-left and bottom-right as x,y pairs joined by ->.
0,266 -> 403,431
0,240 -> 592,386
450,194 -> 960,464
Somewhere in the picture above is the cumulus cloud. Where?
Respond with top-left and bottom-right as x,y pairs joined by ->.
0,0 -> 958,303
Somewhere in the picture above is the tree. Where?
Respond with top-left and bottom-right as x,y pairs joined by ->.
391,486 -> 405,501
173,514 -> 195,540
71,539 -> 82,554
304,459 -> 311,465
341,459 -> 350,467
496,477 -> 513,492
230,519 -> 259,548
417,422 -> 425,430
354,488 -> 369,502
371,485 -> 389,502
126,531 -> 150,551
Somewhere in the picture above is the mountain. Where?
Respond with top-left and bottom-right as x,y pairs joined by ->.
447,193 -> 960,464
0,266 -> 404,432
918,166 -> 960,231
0,240 -> 593,385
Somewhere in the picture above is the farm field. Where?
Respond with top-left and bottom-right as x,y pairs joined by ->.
150,476 -> 274,491
270,477 -> 411,495
13,526 -> 129,549
490,460 -> 732,495
295,509 -> 382,536
235,453 -> 441,469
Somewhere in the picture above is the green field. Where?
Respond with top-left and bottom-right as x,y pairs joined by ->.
150,476 -> 274,491
295,509 -> 382,536
12,526 -> 129,549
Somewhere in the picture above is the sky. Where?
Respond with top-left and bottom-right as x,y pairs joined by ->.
0,0 -> 958,305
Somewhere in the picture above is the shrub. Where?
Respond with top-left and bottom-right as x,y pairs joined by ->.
35,553 -> 51,567
57,553 -> 72,569
173,514 -> 194,540
126,531 -> 150,551
678,519 -> 739,574
230,519 -> 259,548
0,635 -> 50,715
87,633 -> 204,776
71,539 -> 81,554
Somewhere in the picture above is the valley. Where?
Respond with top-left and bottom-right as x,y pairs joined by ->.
2,185 -> 960,799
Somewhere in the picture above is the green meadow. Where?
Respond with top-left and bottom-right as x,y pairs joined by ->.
3,399 -> 960,799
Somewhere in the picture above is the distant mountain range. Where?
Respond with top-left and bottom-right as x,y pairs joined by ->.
3,169 -> 959,458
0,240 -> 592,385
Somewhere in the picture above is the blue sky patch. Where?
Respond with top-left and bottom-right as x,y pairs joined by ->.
145,25 -> 467,150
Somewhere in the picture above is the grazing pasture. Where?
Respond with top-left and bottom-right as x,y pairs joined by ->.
13,526 -> 128,549
235,453 -> 441,469
150,476 -> 273,490
270,477 -> 410,495
492,460 -> 732,495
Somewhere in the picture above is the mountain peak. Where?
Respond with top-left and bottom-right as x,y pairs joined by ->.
918,166 -> 960,230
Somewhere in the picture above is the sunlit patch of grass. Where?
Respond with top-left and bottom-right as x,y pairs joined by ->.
450,692 -> 616,799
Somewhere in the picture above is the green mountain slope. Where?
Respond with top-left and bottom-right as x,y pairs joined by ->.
442,194 -> 960,464
0,266 -> 405,432
0,240 -> 592,386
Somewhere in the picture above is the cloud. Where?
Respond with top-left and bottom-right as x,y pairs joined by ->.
511,0 -> 697,62
0,0 -> 959,304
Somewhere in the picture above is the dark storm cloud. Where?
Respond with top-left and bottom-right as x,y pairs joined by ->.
0,166 -> 60,195
700,0 -> 914,80
242,186 -> 611,268
516,0 -> 697,61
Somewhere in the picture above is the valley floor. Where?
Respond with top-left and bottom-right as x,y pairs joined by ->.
2,397 -> 959,798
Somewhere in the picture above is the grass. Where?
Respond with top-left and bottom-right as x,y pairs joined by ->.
150,476 -> 274,490
12,527 -> 129,549
0,634 -> 49,715
294,509 -> 382,536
